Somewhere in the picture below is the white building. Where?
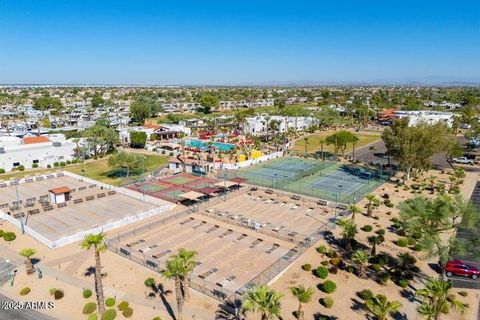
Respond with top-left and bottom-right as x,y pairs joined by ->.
393,110 -> 454,127
244,115 -> 318,135
0,134 -> 76,172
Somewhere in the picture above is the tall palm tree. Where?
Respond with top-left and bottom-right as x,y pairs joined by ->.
337,218 -> 358,252
19,248 -> 36,275
318,138 -> 326,160
289,285 -> 314,320
177,248 -> 198,302
243,285 -> 284,320
367,235 -> 385,255
417,278 -> 466,320
81,233 -> 106,314
348,204 -> 362,221
163,255 -> 187,320
365,294 -> 402,320
351,250 -> 370,279
303,137 -> 309,157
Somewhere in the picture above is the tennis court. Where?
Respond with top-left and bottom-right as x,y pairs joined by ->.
224,157 -> 389,203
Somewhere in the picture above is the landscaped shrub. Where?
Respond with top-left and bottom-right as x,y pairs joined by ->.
32,163 -> 39,168
369,264 -> 382,272
321,260 -> 329,266
105,297 -> 116,307
407,237 -> 416,246
66,160 -> 71,165
122,307 -> 133,318
3,232 -> 16,242
20,287 -> 31,296
329,267 -> 338,275
83,289 -> 93,298
54,289 -> 64,300
330,257 -> 341,266
412,244 -> 422,251
101,308 -> 117,320
395,238 -> 408,247
361,225 -> 373,232
49,288 -> 57,295
316,245 -> 327,254
59,162 -> 66,167
326,249 -> 338,259
47,164 -> 51,168
117,301 -> 129,311
301,264 -> 312,271
0,168 -> 5,174
53,162 -> 59,167
358,289 -> 374,300
321,296 -> 334,308
345,265 -> 355,273
378,272 -> 390,285
396,279 -> 409,288
18,165 -> 25,171
153,317 -> 162,320
313,266 -> 329,279
321,280 -> 337,294
88,314 -> 98,320
83,302 -> 97,314
144,277 -> 156,287
375,229 -> 386,236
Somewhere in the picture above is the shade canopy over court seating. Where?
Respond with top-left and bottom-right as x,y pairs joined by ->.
214,181 -> 237,188
198,186 -> 222,195
179,191 -> 205,201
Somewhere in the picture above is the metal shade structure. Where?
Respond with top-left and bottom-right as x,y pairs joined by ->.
178,191 -> 205,201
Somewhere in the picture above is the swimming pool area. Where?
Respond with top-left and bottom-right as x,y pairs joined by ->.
185,139 -> 235,152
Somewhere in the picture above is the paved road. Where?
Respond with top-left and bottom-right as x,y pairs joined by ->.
0,293 -> 57,320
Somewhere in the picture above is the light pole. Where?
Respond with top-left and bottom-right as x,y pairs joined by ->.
15,185 -> 25,234
223,171 -> 227,201
333,193 -> 338,227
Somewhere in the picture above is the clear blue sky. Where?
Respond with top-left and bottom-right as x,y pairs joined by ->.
0,0 -> 479,85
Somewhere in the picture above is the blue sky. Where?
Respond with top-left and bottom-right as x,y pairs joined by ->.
0,0 -> 479,85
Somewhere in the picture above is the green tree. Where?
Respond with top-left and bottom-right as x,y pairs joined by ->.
365,194 -> 380,217
365,294 -> 402,320
351,250 -> 370,279
367,235 -> 385,255
130,95 -> 161,124
91,94 -> 105,108
19,248 -> 36,275
107,152 -> 141,177
177,248 -> 198,302
303,137 -> 309,157
398,194 -> 478,279
198,95 -> 219,114
337,218 -> 358,252
243,285 -> 284,320
417,279 -> 466,320
289,285 -> 314,320
382,118 -> 454,183
163,254 -> 187,320
85,124 -> 119,157
325,130 -> 357,157
348,204 -> 362,221
129,131 -> 148,149
81,233 -> 106,315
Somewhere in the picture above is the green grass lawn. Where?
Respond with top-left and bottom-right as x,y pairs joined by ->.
66,153 -> 168,186
0,152 -> 168,186
292,130 -> 382,155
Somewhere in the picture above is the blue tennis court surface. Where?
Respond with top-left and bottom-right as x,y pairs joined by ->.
225,157 -> 390,203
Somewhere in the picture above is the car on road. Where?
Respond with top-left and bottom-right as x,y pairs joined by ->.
452,157 -> 474,165
445,259 -> 480,279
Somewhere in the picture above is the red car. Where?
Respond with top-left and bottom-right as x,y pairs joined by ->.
445,260 -> 480,279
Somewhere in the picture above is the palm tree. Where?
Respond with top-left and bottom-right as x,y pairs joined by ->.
348,204 -> 362,221
19,248 -> 36,275
163,254 -> 187,320
318,138 -> 326,160
337,218 -> 358,252
367,235 -> 385,255
289,285 -> 314,320
351,250 -> 370,279
303,137 -> 309,157
215,299 -> 246,320
243,285 -> 284,320
81,233 -> 106,314
366,294 -> 402,320
177,248 -> 198,302
417,278 -> 466,320
365,194 -> 380,217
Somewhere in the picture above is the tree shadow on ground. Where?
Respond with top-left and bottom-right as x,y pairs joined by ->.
150,283 -> 176,320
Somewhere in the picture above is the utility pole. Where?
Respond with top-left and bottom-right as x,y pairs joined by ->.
15,185 -> 25,234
